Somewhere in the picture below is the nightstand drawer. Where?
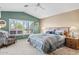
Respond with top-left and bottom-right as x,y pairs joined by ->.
65,38 -> 76,49
75,40 -> 79,49
66,43 -> 75,48
68,43 -> 75,48
66,39 -> 75,44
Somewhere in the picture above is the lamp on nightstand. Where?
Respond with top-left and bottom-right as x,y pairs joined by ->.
70,26 -> 77,31
70,26 -> 79,39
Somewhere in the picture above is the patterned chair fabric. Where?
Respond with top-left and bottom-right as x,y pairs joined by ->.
0,30 -> 16,47
0,30 -> 9,46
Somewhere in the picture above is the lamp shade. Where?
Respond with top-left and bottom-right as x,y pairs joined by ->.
0,20 -> 6,28
70,26 -> 77,31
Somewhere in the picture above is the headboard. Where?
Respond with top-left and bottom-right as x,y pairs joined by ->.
46,27 -> 70,32
45,27 -> 70,36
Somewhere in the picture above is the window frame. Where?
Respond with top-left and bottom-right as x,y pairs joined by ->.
9,19 -> 33,36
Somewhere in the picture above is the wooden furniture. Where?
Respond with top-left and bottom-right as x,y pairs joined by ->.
7,35 -> 16,45
4,35 -> 16,46
65,37 -> 79,49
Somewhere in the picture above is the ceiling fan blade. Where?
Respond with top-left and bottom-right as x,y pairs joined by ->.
37,3 -> 40,6
39,6 -> 45,10
36,3 -> 45,10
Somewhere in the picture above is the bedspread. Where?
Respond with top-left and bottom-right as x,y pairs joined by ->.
28,34 -> 65,53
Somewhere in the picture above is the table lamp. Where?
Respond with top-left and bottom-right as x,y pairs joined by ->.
0,20 -> 6,29
70,26 -> 79,38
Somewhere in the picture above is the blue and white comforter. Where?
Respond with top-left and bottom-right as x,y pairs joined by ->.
28,33 -> 65,53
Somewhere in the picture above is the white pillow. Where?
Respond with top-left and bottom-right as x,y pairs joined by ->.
55,30 -> 64,35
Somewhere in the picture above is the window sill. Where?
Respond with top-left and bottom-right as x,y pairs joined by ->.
9,33 -> 30,36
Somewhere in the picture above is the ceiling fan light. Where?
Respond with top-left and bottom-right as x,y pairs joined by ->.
24,5 -> 28,7
37,3 -> 40,6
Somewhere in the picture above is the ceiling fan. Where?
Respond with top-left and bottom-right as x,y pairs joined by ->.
24,3 -> 45,10
36,3 -> 45,10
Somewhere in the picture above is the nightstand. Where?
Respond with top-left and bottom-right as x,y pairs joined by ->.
65,37 -> 79,49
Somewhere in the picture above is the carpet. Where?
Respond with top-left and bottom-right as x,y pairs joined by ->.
50,47 -> 79,55
0,39 -> 44,55
0,39 -> 79,55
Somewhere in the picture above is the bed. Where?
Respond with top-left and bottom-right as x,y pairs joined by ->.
28,27 -> 70,53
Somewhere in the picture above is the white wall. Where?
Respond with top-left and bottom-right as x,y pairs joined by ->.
40,9 -> 79,32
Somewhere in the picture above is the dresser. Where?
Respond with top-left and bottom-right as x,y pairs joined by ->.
65,37 -> 79,49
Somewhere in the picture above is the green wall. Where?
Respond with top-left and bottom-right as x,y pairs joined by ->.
0,11 -> 40,39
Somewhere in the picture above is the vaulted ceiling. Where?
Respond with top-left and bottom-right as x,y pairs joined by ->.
0,3 -> 79,18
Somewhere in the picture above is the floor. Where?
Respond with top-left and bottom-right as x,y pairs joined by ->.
50,47 -> 79,55
0,39 -> 44,55
0,39 -> 79,55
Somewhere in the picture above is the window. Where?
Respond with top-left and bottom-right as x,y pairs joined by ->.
9,19 -> 34,35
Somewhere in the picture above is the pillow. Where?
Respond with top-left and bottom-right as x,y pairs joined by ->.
0,30 -> 9,38
46,30 -> 55,34
55,29 -> 64,35
0,32 -> 4,37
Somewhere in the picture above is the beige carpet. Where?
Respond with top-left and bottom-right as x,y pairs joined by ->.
0,39 -> 79,55
50,47 -> 79,55
0,39 -> 44,55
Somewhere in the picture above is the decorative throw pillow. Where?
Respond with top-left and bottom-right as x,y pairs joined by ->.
55,30 -> 64,35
